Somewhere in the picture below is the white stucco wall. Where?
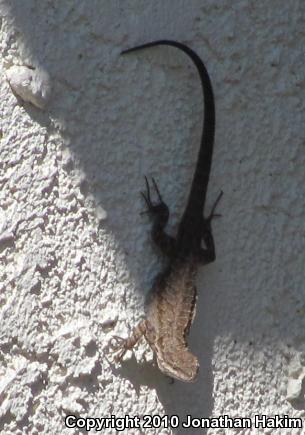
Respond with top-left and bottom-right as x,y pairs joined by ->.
0,1 -> 305,434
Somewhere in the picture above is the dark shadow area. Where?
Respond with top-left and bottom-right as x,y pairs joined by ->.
2,2 -> 214,433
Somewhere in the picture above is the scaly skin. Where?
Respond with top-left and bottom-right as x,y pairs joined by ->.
112,40 -> 222,382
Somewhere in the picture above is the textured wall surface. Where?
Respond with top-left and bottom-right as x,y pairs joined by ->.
0,1 -> 305,434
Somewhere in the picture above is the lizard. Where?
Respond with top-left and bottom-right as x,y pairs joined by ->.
112,40 -> 222,382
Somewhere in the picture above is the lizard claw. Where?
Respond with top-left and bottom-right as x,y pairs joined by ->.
151,177 -> 163,203
109,336 -> 128,362
205,190 -> 223,224
140,176 -> 154,214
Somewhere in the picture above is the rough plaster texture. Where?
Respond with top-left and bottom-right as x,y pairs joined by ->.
0,1 -> 304,434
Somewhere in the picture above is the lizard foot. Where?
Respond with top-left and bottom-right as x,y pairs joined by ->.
140,176 -> 169,226
109,335 -> 129,362
109,321 -> 146,363
204,190 -> 223,227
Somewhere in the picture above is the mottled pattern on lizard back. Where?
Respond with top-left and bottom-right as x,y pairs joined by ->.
144,259 -> 199,382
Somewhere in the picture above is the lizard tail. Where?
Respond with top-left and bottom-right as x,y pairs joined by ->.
121,40 -> 215,214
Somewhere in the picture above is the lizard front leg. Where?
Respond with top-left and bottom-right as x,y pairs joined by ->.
111,320 -> 147,361
141,177 -> 176,257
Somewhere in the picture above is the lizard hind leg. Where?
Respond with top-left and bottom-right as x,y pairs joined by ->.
199,190 -> 223,264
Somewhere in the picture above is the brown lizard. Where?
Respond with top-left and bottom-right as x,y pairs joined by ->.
112,40 -> 222,382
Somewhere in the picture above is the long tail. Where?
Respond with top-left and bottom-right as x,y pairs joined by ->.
121,40 -> 215,216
